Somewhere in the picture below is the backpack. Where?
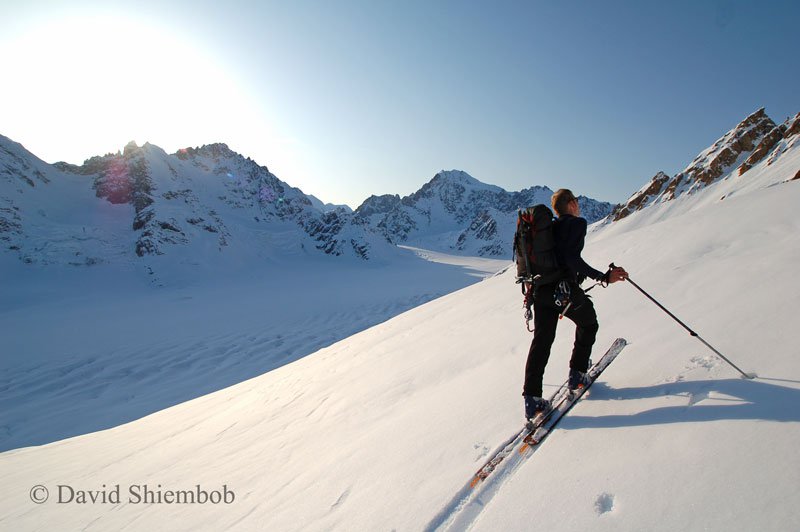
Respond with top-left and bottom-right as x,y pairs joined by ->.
513,204 -> 563,285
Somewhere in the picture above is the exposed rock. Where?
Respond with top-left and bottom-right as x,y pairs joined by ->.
612,172 -> 670,221
456,211 -> 498,250
613,109 -> 778,221
0,200 -> 23,245
376,208 -> 417,244
784,112 -> 800,139
676,108 -> 775,192
354,194 -> 401,218
350,239 -> 369,259
1,138 -> 50,187
739,125 -> 786,175
94,156 -> 132,204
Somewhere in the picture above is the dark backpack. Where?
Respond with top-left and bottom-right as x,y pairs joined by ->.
513,204 -> 563,284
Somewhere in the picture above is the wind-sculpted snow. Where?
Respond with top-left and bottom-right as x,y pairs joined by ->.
0,252 -> 507,452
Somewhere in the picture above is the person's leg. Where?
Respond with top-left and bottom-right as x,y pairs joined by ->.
565,296 -> 599,372
523,287 -> 560,398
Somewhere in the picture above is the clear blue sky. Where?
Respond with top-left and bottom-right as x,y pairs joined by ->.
1,0 -> 797,208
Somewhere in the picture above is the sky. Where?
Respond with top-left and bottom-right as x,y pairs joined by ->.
0,0 -> 798,209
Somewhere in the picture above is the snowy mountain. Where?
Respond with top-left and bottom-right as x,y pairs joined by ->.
0,136 -> 402,276
307,194 -> 353,213
2,117 -> 798,531
355,170 -> 613,256
1,139 -> 611,272
610,108 -> 800,221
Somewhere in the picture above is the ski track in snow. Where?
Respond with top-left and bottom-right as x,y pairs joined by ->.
425,415 -> 568,532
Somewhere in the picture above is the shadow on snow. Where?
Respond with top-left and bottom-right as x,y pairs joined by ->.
561,377 -> 800,429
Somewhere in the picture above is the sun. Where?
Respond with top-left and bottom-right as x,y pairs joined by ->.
0,13 -> 257,164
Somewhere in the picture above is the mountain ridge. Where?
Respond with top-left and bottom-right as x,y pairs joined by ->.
0,139 -> 612,269
356,170 -> 612,256
5,105 -> 796,273
611,108 -> 800,221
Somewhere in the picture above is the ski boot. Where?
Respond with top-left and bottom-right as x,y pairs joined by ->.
524,395 -> 551,423
568,367 -> 591,391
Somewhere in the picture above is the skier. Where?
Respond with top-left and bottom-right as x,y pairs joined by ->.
523,189 -> 628,420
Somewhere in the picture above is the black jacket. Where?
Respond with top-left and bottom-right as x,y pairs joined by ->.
553,214 -> 603,284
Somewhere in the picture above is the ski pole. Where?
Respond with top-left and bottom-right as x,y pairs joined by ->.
610,263 -> 756,379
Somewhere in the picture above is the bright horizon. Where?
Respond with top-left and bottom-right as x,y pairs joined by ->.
1,0 -> 798,208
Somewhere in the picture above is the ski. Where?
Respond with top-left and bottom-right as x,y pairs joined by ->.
520,336 -> 626,449
469,337 -> 627,488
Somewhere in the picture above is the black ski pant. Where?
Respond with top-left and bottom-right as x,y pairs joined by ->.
523,282 -> 599,398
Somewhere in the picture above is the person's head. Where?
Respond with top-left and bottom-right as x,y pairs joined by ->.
551,188 -> 579,217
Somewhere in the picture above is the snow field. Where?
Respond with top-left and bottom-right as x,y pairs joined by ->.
1,172 -> 798,530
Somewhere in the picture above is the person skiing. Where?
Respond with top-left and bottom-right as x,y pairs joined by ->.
522,189 -> 628,420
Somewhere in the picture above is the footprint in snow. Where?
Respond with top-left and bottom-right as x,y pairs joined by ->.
686,355 -> 718,372
594,492 -> 615,515
473,442 -> 490,461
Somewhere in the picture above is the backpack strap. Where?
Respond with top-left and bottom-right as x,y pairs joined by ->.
516,209 -> 534,279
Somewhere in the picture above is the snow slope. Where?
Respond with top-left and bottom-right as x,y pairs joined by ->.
1,161 -> 798,529
0,248 -> 507,452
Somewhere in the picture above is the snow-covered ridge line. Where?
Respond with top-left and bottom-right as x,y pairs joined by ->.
0,136 -> 613,274
0,136 -> 394,271
610,107 -> 800,222
356,170 -> 612,256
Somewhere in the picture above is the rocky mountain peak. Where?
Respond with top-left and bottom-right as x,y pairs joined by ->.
174,143 -> 238,162
122,141 -> 141,158
430,170 -> 484,187
674,108 -> 775,191
354,194 -> 402,218
611,108 -> 791,221
356,169 -> 611,255
406,170 -> 506,212
427,170 -> 504,194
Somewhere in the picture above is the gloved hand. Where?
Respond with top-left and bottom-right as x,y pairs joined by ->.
605,266 -> 628,284
600,266 -> 628,284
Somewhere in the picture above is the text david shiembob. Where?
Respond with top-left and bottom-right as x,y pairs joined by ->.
29,484 -> 236,505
